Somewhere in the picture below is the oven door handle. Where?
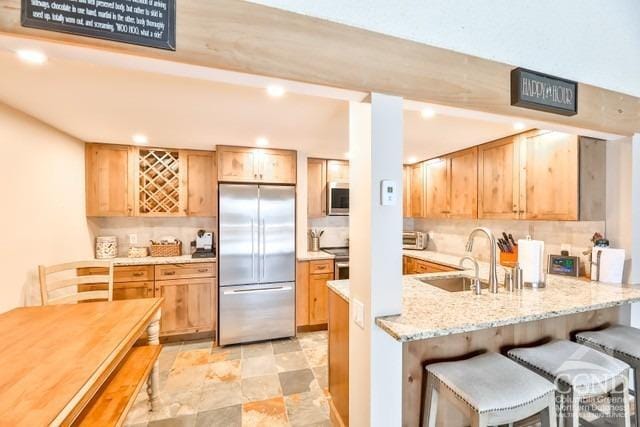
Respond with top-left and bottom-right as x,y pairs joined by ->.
335,262 -> 349,268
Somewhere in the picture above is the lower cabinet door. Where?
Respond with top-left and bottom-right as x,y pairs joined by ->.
113,281 -> 154,300
155,278 -> 216,337
309,273 -> 333,325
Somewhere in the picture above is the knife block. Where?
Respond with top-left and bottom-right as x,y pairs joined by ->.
499,246 -> 519,267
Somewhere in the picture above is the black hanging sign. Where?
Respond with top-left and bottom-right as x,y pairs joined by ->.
21,0 -> 176,51
511,68 -> 577,116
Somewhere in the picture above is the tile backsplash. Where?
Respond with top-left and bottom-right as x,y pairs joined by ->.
405,217 -> 605,275
88,217 -> 217,257
308,216 -> 349,249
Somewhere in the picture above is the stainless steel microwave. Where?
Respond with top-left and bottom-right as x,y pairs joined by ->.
403,231 -> 428,250
327,182 -> 349,216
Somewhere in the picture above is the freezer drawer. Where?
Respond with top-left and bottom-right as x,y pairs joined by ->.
219,282 -> 295,346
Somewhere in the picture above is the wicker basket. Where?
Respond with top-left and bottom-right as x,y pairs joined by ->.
149,241 -> 182,257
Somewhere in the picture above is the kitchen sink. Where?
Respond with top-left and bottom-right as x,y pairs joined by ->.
416,276 -> 488,293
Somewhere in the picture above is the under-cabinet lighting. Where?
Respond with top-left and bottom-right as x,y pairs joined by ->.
16,49 -> 47,65
407,156 -> 417,164
513,121 -> 526,131
256,137 -> 269,147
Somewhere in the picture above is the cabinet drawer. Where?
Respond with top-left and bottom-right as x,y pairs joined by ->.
414,259 -> 457,273
113,281 -> 154,300
155,263 -> 216,280
309,260 -> 334,275
78,265 -> 154,283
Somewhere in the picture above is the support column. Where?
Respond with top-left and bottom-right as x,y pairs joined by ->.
630,133 -> 640,285
349,93 -> 404,426
296,151 -> 309,253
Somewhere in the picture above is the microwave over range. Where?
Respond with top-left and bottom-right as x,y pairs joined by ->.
327,182 -> 349,216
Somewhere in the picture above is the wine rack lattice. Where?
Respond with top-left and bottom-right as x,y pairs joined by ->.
138,149 -> 181,214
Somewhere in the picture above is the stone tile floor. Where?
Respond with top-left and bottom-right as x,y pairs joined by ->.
125,331 -> 329,427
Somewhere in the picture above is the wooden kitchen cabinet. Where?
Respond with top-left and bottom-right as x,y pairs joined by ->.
326,160 -> 349,183
85,143 -> 134,216
297,260 -> 334,328
113,281 -> 154,300
409,162 -> 426,217
519,132 -> 578,220
403,165 -> 411,217
155,277 -> 217,337
307,158 -> 327,217
403,256 -> 457,274
309,273 -> 332,325
448,147 -> 478,219
478,135 -> 520,219
217,145 -> 296,184
183,150 -> 217,217
425,158 -> 449,218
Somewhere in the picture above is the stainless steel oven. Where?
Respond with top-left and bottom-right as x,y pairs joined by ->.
322,247 -> 349,280
327,182 -> 349,216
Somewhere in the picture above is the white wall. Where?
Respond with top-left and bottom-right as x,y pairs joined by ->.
249,0 -> 640,98
0,102 -> 93,311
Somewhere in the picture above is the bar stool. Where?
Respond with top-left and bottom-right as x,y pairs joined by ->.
508,340 -> 631,427
576,325 -> 640,426
423,352 -> 557,427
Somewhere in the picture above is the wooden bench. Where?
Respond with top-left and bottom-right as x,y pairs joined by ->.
74,345 -> 162,426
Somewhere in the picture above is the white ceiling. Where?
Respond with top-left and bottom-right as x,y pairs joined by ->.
0,36 -> 599,162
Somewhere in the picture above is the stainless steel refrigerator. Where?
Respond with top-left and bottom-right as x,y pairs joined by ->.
218,184 -> 296,346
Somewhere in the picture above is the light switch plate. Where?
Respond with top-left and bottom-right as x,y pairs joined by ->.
353,299 -> 365,330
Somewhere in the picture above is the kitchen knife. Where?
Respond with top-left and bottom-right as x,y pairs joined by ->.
508,233 -> 517,247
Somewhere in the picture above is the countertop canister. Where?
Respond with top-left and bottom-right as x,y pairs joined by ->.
96,236 -> 118,259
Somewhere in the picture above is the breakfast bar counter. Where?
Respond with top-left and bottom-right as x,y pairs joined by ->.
326,251 -> 640,426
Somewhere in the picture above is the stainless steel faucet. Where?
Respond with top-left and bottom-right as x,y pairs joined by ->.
465,227 -> 499,293
459,255 -> 482,295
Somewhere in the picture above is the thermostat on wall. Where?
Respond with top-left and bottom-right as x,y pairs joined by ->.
380,180 -> 397,206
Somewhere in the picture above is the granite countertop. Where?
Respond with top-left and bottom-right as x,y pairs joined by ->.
326,250 -> 640,343
297,251 -> 335,261
98,255 -> 216,266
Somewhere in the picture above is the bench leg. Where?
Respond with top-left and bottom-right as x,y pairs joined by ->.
146,309 -> 161,412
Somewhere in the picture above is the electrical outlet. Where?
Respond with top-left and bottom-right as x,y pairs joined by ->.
353,299 -> 365,330
128,234 -> 138,245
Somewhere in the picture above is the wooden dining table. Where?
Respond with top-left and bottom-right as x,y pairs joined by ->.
0,298 -> 162,426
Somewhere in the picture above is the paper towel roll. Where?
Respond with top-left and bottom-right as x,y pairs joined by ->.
518,238 -> 545,286
591,247 -> 625,283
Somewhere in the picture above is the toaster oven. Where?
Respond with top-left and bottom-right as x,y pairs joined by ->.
403,231 -> 428,250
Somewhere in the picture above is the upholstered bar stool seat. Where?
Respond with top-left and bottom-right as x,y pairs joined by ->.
508,340 -> 631,427
577,325 -> 640,426
423,352 -> 557,427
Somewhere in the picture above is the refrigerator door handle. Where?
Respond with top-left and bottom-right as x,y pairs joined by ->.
262,218 -> 266,281
251,219 -> 256,281
223,285 -> 293,295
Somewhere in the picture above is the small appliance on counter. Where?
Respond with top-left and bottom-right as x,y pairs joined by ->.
547,253 -> 580,277
403,231 -> 428,250
518,237 -> 545,288
192,230 -> 216,258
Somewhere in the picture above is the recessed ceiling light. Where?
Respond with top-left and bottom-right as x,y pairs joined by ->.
16,49 -> 47,65
256,137 -> 269,147
266,85 -> 285,97
132,134 -> 148,145
407,156 -> 417,164
421,108 -> 435,119
513,121 -> 526,131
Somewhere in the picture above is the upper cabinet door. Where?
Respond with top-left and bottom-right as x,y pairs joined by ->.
403,165 -> 411,217
308,159 -> 327,218
409,162 -> 426,218
217,146 -> 260,182
425,158 -> 449,218
326,160 -> 349,183
478,136 -> 519,219
259,149 -> 297,184
86,143 -> 133,217
183,150 -> 217,217
520,131 -> 578,220
449,147 -> 478,219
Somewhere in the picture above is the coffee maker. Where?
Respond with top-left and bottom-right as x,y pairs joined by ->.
192,230 -> 215,258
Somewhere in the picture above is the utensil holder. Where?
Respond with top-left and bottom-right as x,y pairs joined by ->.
310,236 -> 320,252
